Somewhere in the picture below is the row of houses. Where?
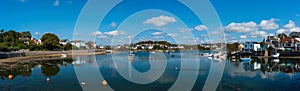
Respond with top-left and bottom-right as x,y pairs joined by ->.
240,32 -> 300,53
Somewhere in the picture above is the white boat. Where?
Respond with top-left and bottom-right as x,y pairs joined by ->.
271,53 -> 280,58
106,50 -> 112,53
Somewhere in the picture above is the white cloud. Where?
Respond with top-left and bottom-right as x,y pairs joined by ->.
20,0 -> 26,3
104,30 -> 126,36
34,32 -> 40,36
276,27 -> 300,34
53,0 -> 60,6
143,15 -> 177,27
178,27 -> 192,33
152,32 -> 164,35
194,25 -> 207,31
259,18 -> 279,30
283,20 -> 296,29
250,31 -> 268,38
240,35 -> 247,39
111,22 -> 116,28
91,31 -> 102,36
225,21 -> 258,33
166,33 -> 178,37
97,35 -> 108,39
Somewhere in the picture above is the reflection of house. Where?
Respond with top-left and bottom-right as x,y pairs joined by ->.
71,40 -> 86,48
243,42 -> 261,53
280,37 -> 299,51
59,39 -> 69,45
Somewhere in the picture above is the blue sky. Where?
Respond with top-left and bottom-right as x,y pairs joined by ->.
1,0 -> 300,45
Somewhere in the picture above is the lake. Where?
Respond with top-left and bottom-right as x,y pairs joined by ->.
0,51 -> 300,91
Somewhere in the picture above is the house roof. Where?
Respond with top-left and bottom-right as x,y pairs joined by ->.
60,39 -> 68,42
280,37 -> 299,44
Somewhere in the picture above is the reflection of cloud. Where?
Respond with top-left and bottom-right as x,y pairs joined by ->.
111,22 -> 116,28
143,15 -> 177,27
240,35 -> 247,39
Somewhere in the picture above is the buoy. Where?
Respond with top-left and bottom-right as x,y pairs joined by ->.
8,75 -> 13,80
175,67 -> 178,70
102,80 -> 108,86
46,77 -> 50,82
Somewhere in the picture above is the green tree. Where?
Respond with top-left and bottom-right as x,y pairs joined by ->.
41,33 -> 60,50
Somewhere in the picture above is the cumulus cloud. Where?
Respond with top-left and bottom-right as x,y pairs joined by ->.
283,20 -> 296,29
53,0 -> 60,6
250,31 -> 268,38
259,18 -> 279,30
143,15 -> 177,27
225,21 -> 258,33
111,22 -> 116,28
104,30 -> 126,36
194,25 -> 207,31
277,20 -> 300,34
152,32 -> 164,35
91,31 -> 102,36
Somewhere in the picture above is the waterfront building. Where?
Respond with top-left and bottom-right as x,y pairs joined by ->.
243,42 -> 261,53
280,37 -> 299,51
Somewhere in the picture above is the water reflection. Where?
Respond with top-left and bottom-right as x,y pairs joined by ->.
1,53 -> 300,91
0,59 -> 73,80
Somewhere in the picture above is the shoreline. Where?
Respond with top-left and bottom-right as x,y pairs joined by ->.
0,50 -> 106,62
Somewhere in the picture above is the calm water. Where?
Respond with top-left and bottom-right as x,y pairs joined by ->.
0,51 -> 300,91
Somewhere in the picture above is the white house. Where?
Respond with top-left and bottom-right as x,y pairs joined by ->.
71,40 -> 86,48
243,42 -> 261,53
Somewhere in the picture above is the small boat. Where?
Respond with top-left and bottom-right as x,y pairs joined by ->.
106,50 -> 111,53
240,57 -> 251,62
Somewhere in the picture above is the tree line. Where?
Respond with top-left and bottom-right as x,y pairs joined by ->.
0,29 -> 75,52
